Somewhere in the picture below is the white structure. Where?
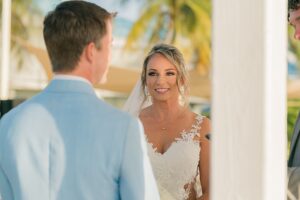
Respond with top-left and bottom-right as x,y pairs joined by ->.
212,0 -> 287,199
0,0 -> 11,99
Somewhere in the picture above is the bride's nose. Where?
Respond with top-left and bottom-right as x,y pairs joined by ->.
156,75 -> 167,84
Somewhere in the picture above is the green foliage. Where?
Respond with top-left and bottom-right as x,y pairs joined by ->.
0,0 -> 42,69
0,0 -> 41,39
124,0 -> 212,75
288,25 -> 300,67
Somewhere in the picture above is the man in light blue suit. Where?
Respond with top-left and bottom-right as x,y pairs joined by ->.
0,1 -> 159,199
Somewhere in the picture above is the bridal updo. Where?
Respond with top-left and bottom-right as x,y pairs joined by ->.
141,43 -> 189,105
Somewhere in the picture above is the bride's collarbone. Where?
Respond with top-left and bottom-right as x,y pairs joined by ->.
141,111 -> 199,143
146,115 -> 193,131
145,117 -> 194,135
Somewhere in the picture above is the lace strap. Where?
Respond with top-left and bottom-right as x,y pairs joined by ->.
190,115 -> 204,138
177,114 -> 204,142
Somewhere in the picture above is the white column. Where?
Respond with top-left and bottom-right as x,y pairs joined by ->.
211,0 -> 287,199
0,0 -> 11,99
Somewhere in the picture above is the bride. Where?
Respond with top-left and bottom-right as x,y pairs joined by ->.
124,43 -> 210,200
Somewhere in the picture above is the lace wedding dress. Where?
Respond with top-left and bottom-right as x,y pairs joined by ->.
123,80 -> 203,199
146,115 -> 203,200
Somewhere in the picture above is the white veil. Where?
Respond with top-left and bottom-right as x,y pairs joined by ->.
122,80 -> 152,117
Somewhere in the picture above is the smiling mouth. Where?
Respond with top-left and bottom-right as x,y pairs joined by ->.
155,88 -> 169,93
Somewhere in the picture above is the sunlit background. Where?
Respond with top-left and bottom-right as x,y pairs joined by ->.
0,0 -> 298,151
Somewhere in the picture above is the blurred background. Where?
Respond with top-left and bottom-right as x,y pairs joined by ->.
0,0 -> 211,108
0,0 -> 297,151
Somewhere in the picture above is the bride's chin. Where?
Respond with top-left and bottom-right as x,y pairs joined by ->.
153,94 -> 180,102
152,97 -> 170,103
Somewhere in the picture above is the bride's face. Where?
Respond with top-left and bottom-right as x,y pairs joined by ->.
146,53 -> 179,102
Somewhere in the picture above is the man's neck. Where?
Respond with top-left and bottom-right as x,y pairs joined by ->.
53,74 -> 92,86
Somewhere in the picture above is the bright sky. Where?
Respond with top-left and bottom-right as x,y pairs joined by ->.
35,0 -> 144,22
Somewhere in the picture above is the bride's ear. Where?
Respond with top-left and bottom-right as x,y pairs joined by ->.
179,77 -> 185,87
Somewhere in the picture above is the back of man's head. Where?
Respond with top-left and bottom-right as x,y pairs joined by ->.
43,1 -> 114,73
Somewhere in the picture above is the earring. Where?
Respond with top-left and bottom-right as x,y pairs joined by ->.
179,86 -> 185,94
145,87 -> 150,96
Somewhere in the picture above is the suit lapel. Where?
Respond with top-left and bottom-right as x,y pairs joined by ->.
290,112 -> 300,152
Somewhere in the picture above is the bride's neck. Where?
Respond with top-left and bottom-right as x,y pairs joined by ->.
150,101 -> 184,120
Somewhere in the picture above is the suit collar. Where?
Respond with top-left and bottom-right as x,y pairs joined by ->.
44,79 -> 96,95
53,74 -> 92,86
291,113 -> 300,151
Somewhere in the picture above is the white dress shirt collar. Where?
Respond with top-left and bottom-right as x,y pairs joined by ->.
53,74 -> 92,86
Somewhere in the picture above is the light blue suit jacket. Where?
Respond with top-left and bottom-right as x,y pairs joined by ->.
0,79 -> 159,200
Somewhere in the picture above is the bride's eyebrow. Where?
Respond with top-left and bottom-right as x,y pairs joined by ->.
166,68 -> 176,71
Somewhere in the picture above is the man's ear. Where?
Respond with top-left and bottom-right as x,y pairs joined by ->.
84,42 -> 96,63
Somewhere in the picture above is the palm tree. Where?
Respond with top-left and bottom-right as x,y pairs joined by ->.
0,0 -> 42,67
123,0 -> 211,75
1,0 -> 43,41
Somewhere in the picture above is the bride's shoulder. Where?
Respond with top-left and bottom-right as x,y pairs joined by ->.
191,112 -> 209,123
200,116 -> 210,130
196,114 -> 211,138
188,112 -> 210,136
